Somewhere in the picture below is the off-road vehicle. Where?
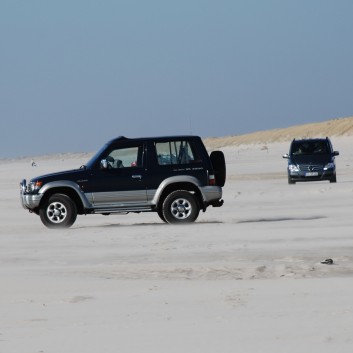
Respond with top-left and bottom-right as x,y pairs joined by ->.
20,136 -> 226,228
283,137 -> 339,184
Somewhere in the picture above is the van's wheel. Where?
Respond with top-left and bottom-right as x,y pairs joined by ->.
210,151 -> 226,187
288,176 -> 296,184
162,190 -> 199,224
330,175 -> 337,183
39,194 -> 77,228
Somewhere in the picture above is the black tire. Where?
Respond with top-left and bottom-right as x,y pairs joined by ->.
39,194 -> 77,228
210,151 -> 226,187
288,176 -> 296,184
330,175 -> 337,183
157,210 -> 167,223
162,190 -> 200,224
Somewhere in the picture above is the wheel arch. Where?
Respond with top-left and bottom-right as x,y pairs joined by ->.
156,182 -> 205,213
39,186 -> 86,214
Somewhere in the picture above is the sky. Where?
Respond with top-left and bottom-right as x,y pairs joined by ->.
1,0 -> 353,158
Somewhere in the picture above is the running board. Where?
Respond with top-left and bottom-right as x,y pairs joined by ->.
92,206 -> 153,214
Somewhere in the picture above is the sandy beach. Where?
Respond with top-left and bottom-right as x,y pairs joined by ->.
1,134 -> 353,352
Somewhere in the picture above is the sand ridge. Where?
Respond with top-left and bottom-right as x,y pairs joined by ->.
204,116 -> 353,149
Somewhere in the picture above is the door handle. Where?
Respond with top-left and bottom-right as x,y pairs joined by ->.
132,175 -> 142,180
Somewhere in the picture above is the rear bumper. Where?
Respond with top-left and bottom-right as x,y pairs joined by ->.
200,186 -> 223,209
209,199 -> 224,207
200,185 -> 222,202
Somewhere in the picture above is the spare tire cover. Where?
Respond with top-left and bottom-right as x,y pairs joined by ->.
210,151 -> 226,187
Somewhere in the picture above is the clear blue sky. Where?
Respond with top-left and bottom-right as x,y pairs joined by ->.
1,0 -> 353,158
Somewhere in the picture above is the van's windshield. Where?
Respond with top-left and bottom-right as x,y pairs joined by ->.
291,141 -> 329,155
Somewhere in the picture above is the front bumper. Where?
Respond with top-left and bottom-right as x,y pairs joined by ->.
288,169 -> 335,182
20,179 -> 43,210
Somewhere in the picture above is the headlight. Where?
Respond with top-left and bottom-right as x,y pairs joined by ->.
28,180 -> 43,193
288,164 -> 299,172
324,163 -> 335,170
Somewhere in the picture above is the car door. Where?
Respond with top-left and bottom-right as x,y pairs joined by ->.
87,142 -> 147,207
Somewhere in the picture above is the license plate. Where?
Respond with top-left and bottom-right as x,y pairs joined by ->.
305,172 -> 318,177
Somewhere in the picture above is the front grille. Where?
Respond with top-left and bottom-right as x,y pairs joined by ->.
299,164 -> 323,172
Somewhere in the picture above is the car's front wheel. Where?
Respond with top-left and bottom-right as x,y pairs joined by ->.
162,190 -> 199,224
288,175 -> 296,184
330,175 -> 337,183
39,194 -> 77,228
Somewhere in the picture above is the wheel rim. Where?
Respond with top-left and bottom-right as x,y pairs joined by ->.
170,198 -> 192,220
47,202 -> 68,223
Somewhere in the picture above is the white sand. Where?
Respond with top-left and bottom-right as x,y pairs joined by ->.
1,136 -> 353,352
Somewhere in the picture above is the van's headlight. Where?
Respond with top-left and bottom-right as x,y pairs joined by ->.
288,164 -> 299,172
28,181 -> 43,193
324,163 -> 335,170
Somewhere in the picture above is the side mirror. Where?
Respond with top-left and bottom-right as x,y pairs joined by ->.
100,159 -> 108,169
333,151 -> 339,156
282,153 -> 289,159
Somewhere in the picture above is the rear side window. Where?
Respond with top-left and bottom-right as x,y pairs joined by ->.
156,140 -> 197,165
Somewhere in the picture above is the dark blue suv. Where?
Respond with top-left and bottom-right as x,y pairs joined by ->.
20,136 -> 226,228
283,137 -> 339,184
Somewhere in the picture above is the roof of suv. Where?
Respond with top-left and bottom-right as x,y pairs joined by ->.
107,135 -> 202,144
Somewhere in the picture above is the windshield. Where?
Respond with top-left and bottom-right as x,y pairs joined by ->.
291,141 -> 329,156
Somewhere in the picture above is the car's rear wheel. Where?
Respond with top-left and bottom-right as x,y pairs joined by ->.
162,190 -> 199,224
39,194 -> 77,228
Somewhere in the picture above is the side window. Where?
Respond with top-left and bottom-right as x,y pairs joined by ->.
106,146 -> 142,168
156,141 -> 196,165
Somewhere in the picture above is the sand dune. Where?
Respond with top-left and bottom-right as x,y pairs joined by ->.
205,116 -> 353,149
